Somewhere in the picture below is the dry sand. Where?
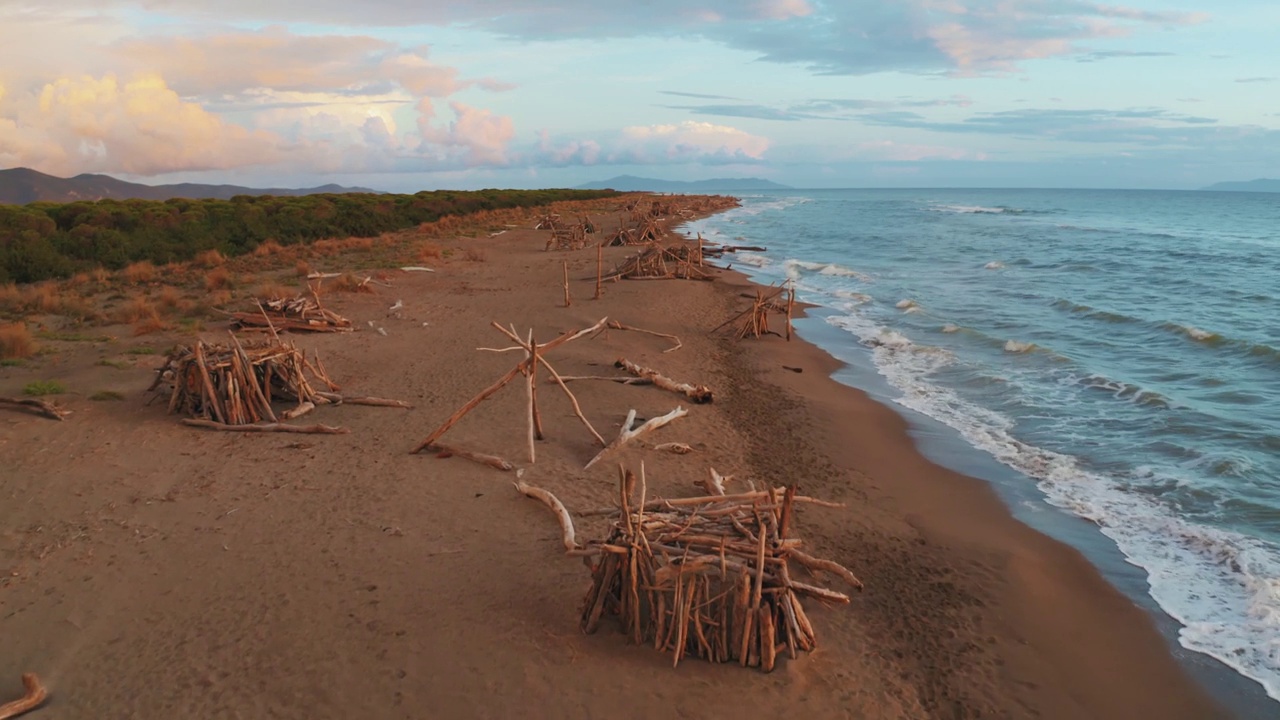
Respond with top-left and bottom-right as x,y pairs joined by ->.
1,200 -> 1224,718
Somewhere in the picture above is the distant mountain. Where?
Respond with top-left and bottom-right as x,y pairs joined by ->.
1201,178 -> 1280,193
577,175 -> 791,192
0,167 -> 381,205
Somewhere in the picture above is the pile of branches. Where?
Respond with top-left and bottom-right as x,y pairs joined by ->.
519,468 -> 861,671
712,285 -> 795,340
605,243 -> 714,281
150,334 -> 335,428
230,293 -> 352,333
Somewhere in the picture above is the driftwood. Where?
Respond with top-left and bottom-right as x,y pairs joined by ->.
603,320 -> 682,353
230,291 -> 352,333
0,397 -> 69,421
315,391 -> 412,408
280,401 -> 315,420
605,243 -> 715,281
515,481 -> 580,552
182,418 -> 349,434
412,318 -> 611,457
562,260 -> 572,307
430,444 -> 515,472
563,467 -> 857,670
0,673 -> 48,720
615,358 -> 713,403
595,244 -> 604,299
654,442 -> 693,454
585,406 -> 687,470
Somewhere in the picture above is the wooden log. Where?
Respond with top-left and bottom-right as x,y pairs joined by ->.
0,673 -> 48,720
280,401 -> 315,420
535,357 -> 607,448
583,554 -> 620,633
785,284 -> 795,341
193,342 -> 227,425
615,358 -> 712,403
759,606 -> 777,672
0,397 -> 69,421
551,376 -> 650,385
411,362 -> 524,453
515,481 -> 580,552
528,329 -> 544,443
584,406 -> 688,470
314,392 -> 412,408
429,444 -> 514,471
182,418 -> 348,434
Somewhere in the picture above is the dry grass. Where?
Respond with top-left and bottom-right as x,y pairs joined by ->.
122,261 -> 157,284
253,281 -> 293,301
68,272 -> 92,287
0,322 -> 36,360
114,296 -> 159,324
206,289 -> 233,308
463,247 -> 488,262
417,241 -> 444,262
253,239 -> 285,257
0,283 -> 21,310
195,249 -> 226,268
312,239 -> 342,256
204,266 -> 234,291
91,267 -> 110,284
295,260 -> 313,277
343,237 -> 376,252
156,285 -> 182,309
132,315 -> 171,336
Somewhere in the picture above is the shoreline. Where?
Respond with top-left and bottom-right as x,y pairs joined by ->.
0,196 -> 1225,717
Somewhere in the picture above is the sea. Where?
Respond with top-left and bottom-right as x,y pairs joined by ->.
682,188 -> 1280,711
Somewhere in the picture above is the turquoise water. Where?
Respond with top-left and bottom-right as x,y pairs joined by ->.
685,189 -> 1280,703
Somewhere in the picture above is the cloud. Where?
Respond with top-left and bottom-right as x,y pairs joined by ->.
0,74 -> 281,175
1076,50 -> 1176,62
663,104 -> 813,122
25,1 -> 1209,75
665,94 -> 974,122
660,91 -> 744,101
530,121 -> 770,167
1234,77 -> 1276,83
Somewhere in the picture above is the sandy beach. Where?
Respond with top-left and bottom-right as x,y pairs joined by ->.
1,197 -> 1224,718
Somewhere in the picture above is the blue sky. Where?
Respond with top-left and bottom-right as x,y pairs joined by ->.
0,0 -> 1276,190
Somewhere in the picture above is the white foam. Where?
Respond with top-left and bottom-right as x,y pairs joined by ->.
896,299 -> 917,310
734,253 -> 771,268
784,259 -> 873,283
942,324 -> 960,333
1186,326 -> 1215,341
825,310 -> 1280,702
1004,340 -> 1036,353
984,261 -> 1005,270
832,290 -> 872,304
934,204 -> 1008,214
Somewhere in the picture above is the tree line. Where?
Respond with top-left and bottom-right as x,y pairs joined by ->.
0,189 -> 616,283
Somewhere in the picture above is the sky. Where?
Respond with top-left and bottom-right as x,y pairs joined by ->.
0,0 -> 1277,191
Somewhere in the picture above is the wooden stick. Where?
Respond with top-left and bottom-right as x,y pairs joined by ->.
562,260 -> 572,307
788,548 -> 864,589
584,406 -> 688,470
536,356 -> 608,448
653,442 -> 693,454
0,673 -> 48,720
525,333 -> 537,464
411,362 -> 524,453
604,321 -> 682,353
759,605 -> 777,672
615,358 -> 712,403
429,444 -> 514,471
515,481 -> 580,552
785,284 -> 795,341
182,418 -> 348,434
193,342 -> 227,425
595,243 -> 603,299
550,376 -> 650,385
0,397 -> 69,421
528,330 -> 544,442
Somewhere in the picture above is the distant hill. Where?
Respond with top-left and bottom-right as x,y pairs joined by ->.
577,175 -> 791,192
0,167 -> 381,205
1201,178 -> 1280,193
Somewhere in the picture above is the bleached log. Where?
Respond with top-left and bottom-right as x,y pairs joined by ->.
400,266 -> 436,272
550,376 -> 650,385
615,358 -> 713,403
315,391 -> 412,408
430,444 -> 514,471
182,418 -> 349,434
696,467 -> 730,495
653,442 -> 693,454
515,481 -> 580,552
0,673 -> 48,720
0,397 -> 70,421
584,406 -> 688,470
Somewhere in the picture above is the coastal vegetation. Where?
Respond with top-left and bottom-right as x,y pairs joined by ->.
0,189 -> 616,284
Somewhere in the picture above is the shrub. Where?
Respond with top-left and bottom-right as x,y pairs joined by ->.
23,380 -> 65,396
295,260 -> 313,277
133,315 -> 170,336
417,242 -> 443,261
114,296 -> 158,324
253,281 -> 292,301
463,247 -> 488,262
329,273 -> 374,293
156,285 -> 182,309
204,267 -> 233,291
206,289 -> 233,307
0,323 -> 37,359
122,261 -> 157,284
253,239 -> 285,257
194,249 -> 225,268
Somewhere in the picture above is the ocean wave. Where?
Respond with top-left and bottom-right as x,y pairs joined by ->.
941,324 -> 960,333
1050,299 -> 1142,325
784,259 -> 874,282
1004,340 -> 1037,353
896,298 -> 918,310
1077,374 -> 1173,409
1158,322 -> 1280,364
831,290 -> 872,304
825,311 -> 1280,702
984,261 -> 1005,270
733,253 -> 771,268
